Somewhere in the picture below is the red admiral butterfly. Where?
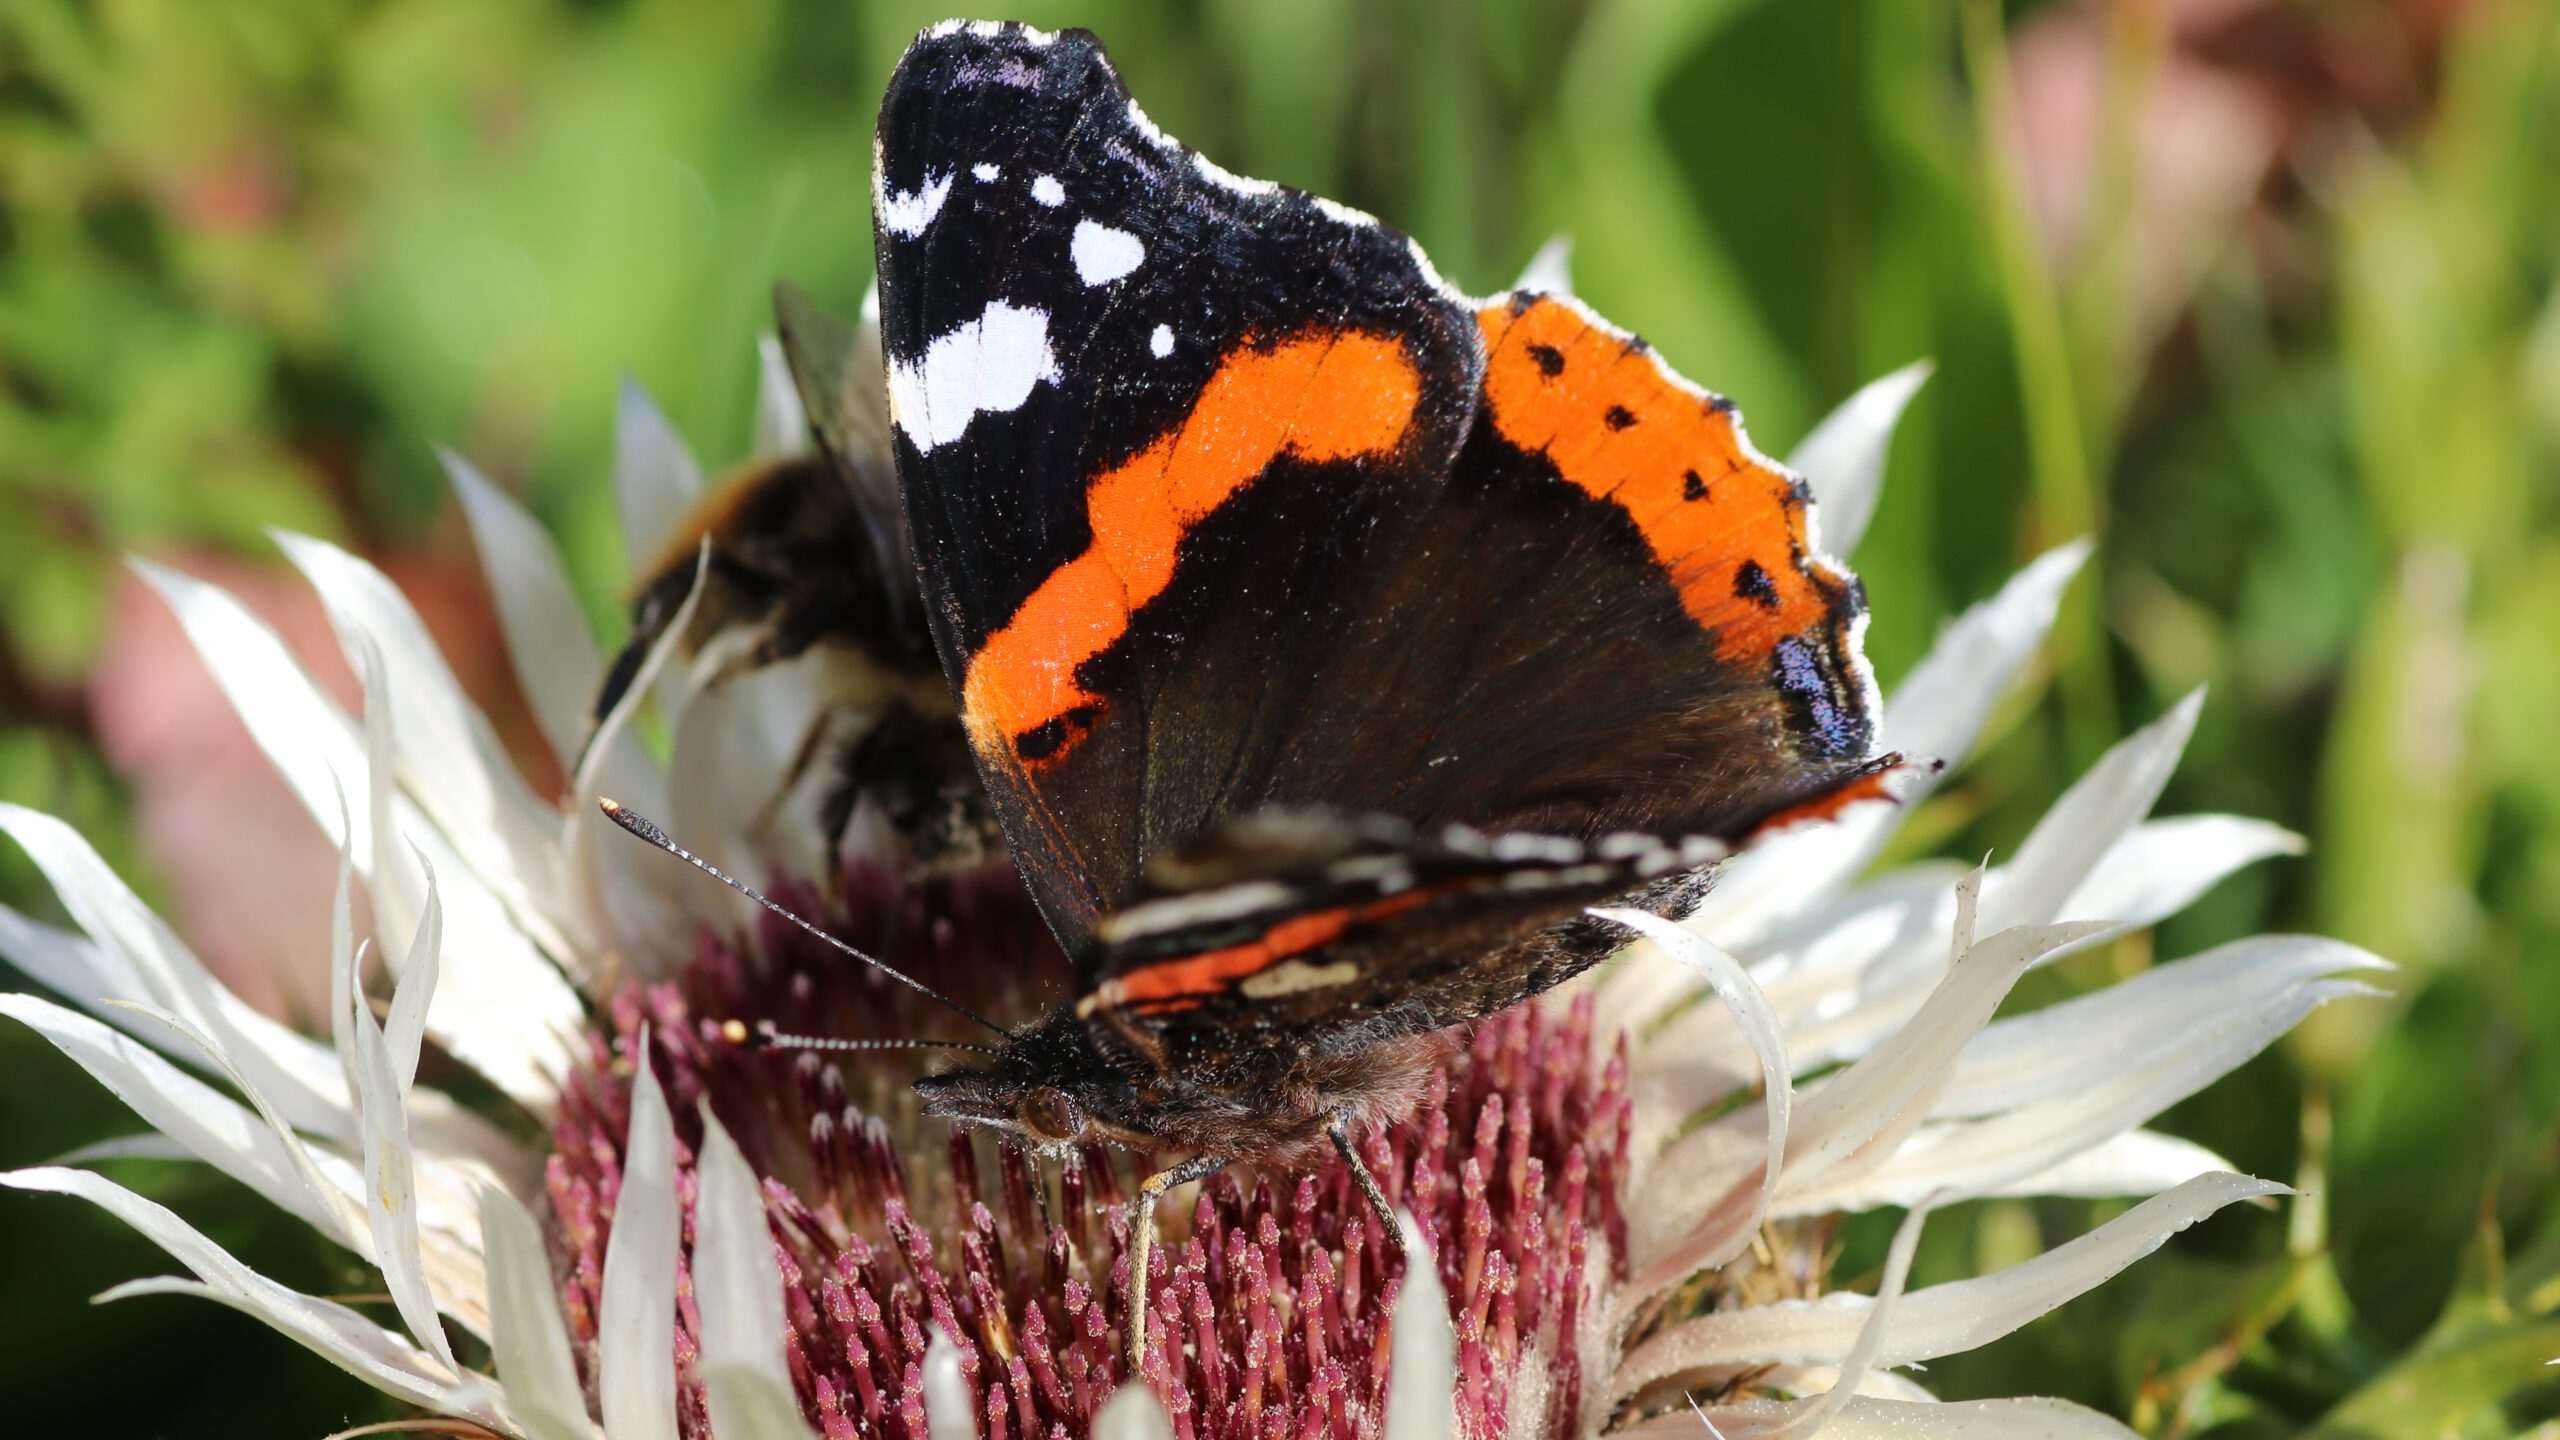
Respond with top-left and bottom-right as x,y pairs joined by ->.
616,18 -> 1903,1364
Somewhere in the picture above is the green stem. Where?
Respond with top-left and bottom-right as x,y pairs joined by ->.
1961,0 -> 2118,765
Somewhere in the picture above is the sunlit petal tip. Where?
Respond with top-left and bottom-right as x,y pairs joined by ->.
1883,538 -> 2093,755
1092,1385 -> 1176,1440
694,1102 -> 792,1383
479,1185 -> 592,1440
596,1034 -> 681,1440
1383,1211 -> 1458,1439
1515,234 -> 1576,295
440,447 -> 606,766
923,1326 -> 979,1440
614,373 -> 706,564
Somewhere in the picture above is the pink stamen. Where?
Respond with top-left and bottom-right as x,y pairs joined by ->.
543,866 -> 1627,1439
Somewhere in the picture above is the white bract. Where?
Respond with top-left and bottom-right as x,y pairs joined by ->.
0,257 -> 2380,1439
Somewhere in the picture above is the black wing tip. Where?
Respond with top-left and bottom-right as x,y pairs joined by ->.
879,23 -> 1119,177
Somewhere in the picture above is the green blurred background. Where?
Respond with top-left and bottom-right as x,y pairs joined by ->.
3,0 -> 2557,1434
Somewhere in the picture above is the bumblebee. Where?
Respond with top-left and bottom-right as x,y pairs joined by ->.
591,285 -> 997,875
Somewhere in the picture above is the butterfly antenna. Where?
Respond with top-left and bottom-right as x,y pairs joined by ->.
599,799 -> 1009,1037
719,1019 -> 1000,1057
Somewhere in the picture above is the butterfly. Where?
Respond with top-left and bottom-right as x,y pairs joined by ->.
628,18 -> 1905,1365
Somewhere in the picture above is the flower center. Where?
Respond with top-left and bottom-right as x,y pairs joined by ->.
542,863 -> 1630,1438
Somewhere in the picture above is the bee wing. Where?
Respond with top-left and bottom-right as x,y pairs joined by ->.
774,279 -> 910,590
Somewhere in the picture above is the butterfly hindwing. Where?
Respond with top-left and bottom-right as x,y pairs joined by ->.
1078,811 -> 1725,1075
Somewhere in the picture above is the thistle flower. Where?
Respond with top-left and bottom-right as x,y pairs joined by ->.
0,285 -> 2382,1440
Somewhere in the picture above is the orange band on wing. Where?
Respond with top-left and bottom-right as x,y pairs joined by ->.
1092,889 -> 1435,1015
1748,756 -> 1909,838
962,330 -> 1422,764
1477,296 -> 1835,664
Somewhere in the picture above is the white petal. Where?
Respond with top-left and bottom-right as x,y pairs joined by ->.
1514,234 -> 1575,295
1935,937 -> 2387,1118
664,648 -> 838,901
1649,1396 -> 2140,1440
699,1357 -> 823,1439
384,850 -> 443,1091
1979,690 -> 2203,936
568,548 -> 708,966
0,894 -> 145,998
1598,909 -> 1793,1287
2,1166 -> 510,1428
52,1133 -> 196,1165
356,637 -> 428,990
1786,1194 -> 1936,1438
330,790 -> 361,1102
1383,1213 -> 1456,1440
697,1104 -> 817,1440
114,996 -> 374,1243
1749,1365 -> 1940,1404
342,867 -> 461,1373
924,1327 -> 979,1440
1627,863 -> 1965,1131
131,561 -> 580,1103
598,1042 -> 682,1440
0,992 -> 355,1240
1651,940 -> 1997,1205
1779,882 -> 2112,1199
1092,1384 -> 1175,1440
1785,977 -> 2370,1213
1969,1129 -> 2235,1200
278,531 -> 570,950
616,376 -> 705,572
1685,809 -> 2311,1102
482,1185 -> 599,1440
754,333 -> 809,459
1683,704 -> 2254,1116
440,447 -> 610,780
1621,1173 -> 2281,1388
1880,540 -> 2095,765
1787,360 -> 1932,559
2059,815 -> 2305,938
0,805 -> 361,1144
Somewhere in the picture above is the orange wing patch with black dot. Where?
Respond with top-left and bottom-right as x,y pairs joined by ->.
1477,294 -> 1854,667
961,330 -> 1423,767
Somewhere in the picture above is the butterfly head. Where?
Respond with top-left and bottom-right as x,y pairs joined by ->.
913,1010 -> 1138,1155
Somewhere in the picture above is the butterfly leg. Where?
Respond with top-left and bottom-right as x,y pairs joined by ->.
1128,1152 -> 1228,1370
1328,1114 -> 1409,1258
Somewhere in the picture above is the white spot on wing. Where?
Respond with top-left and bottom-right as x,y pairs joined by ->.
1239,958 -> 1363,1000
1099,881 -> 1293,942
878,169 -> 954,238
1150,324 -> 1173,358
1031,174 -> 1066,207
972,162 -> 1000,182
886,300 -> 1060,453
1071,220 -> 1145,285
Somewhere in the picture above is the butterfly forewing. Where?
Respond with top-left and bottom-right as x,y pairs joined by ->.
871,23 -> 1891,1068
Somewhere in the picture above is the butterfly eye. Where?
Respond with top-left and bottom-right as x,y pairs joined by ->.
1018,1087 -> 1084,1142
